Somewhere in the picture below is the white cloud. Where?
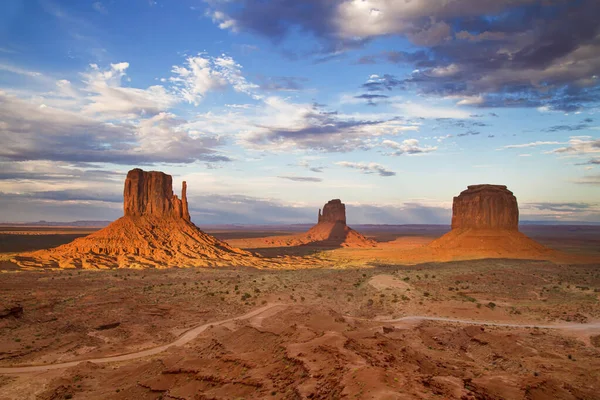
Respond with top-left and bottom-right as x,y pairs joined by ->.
0,63 -> 44,78
207,10 -> 238,31
82,63 -> 177,119
392,101 -> 472,119
336,161 -> 396,177
234,96 -> 419,152
333,0 -> 513,40
500,141 -> 564,149
456,95 -> 485,106
429,63 -> 460,78
382,139 -> 437,155
170,54 -> 259,105
0,88 -> 228,164
549,137 -> 600,155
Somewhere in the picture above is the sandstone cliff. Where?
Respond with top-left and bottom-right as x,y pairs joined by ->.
318,199 -> 346,224
262,199 -> 375,248
424,184 -> 552,260
12,169 -> 263,269
124,169 -> 190,220
451,185 -> 518,230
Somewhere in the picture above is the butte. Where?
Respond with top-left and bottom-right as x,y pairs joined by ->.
263,199 -> 375,248
13,169 -> 260,269
423,184 -> 555,260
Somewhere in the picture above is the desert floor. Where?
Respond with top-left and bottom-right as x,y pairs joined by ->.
0,225 -> 599,399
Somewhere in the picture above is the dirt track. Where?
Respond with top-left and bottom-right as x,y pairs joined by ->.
2,302 -> 599,375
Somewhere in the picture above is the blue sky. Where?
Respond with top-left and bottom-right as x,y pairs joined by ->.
1,0 -> 599,224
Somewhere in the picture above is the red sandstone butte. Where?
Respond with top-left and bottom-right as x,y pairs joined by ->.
12,168 -> 261,269
124,168 -> 190,220
425,184 -> 552,260
318,199 -> 347,224
451,184 -> 519,230
263,199 -> 375,248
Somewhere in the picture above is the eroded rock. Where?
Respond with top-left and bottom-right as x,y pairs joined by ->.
124,168 -> 190,221
451,184 -> 519,230
0,304 -> 23,319
318,199 -> 346,224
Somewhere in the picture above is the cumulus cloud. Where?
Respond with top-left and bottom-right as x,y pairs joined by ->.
382,139 -> 437,156
205,1 -> 600,112
0,92 -> 230,164
170,54 -> 259,105
336,161 -> 396,177
238,97 -> 418,152
361,74 -> 403,91
549,137 -> 600,155
82,62 -> 177,119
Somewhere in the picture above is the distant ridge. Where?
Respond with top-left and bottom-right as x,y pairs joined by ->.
0,220 -> 112,227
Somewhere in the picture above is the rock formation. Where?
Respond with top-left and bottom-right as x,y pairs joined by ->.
12,169 -> 265,269
263,199 -> 375,248
424,184 -> 552,260
451,185 -> 518,230
123,169 -> 190,220
318,199 -> 346,224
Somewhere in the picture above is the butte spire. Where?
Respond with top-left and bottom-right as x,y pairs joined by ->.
13,169 -> 259,269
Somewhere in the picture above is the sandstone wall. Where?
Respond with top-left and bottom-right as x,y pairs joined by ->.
318,199 -> 347,224
123,168 -> 190,220
451,184 -> 519,230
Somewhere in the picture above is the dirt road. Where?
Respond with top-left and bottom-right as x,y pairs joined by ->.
1,303 -> 598,374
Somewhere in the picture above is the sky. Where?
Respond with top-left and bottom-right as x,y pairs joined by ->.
0,0 -> 599,225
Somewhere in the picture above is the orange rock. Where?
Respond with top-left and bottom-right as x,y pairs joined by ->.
423,184 -> 553,260
123,168 -> 190,221
318,199 -> 346,224
12,168 -> 274,269
263,199 -> 375,248
452,185 -> 518,230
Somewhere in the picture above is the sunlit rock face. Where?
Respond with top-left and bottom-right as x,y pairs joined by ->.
12,168 -> 259,269
318,199 -> 347,225
451,185 -> 519,231
124,168 -> 190,221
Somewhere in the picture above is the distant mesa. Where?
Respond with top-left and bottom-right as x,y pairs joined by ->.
451,185 -> 518,230
264,199 -> 375,248
425,184 -> 552,260
318,199 -> 346,224
12,168 -> 259,269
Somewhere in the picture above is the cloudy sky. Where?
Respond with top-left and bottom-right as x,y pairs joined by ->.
1,0 -> 599,224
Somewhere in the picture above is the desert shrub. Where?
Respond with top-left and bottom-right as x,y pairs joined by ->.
487,302 -> 496,309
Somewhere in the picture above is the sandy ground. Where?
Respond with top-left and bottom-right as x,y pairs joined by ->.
0,225 -> 599,399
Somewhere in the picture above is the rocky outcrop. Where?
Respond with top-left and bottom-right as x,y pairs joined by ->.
318,199 -> 346,224
124,168 -> 190,221
451,185 -> 519,231
262,199 -> 374,248
12,168 -> 270,269
422,184 -> 553,261
0,304 -> 23,319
